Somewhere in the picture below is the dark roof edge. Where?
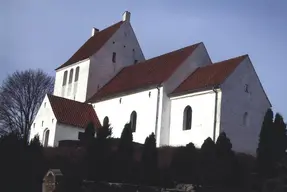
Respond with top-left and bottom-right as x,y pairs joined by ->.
87,84 -> 162,103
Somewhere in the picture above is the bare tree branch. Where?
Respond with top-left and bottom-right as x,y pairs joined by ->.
0,69 -> 54,140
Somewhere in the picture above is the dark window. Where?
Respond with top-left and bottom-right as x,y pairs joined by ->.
103,116 -> 109,126
75,67 -> 80,82
183,106 -> 192,130
62,71 -> 68,86
130,111 -> 137,132
112,52 -> 116,63
134,60 -> 138,64
43,129 -> 50,147
69,69 -> 74,84
243,112 -> 248,126
244,84 -> 249,93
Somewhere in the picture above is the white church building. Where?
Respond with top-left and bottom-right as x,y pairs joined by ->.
29,11 -> 271,155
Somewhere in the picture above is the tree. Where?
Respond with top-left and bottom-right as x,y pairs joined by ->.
199,137 -> 217,186
272,113 -> 287,163
257,108 -> 275,177
117,123 -> 134,182
0,69 -> 54,141
141,132 -> 159,186
216,132 -> 233,157
96,120 -> 112,140
170,142 -> 199,184
215,132 -> 239,187
0,133 -> 47,191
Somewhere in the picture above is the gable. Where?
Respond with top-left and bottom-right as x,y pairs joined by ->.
56,21 -> 123,70
171,55 -> 247,96
47,94 -> 101,128
87,43 -> 200,102
221,56 -> 272,107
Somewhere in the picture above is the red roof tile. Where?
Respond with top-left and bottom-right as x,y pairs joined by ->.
56,21 -> 123,70
172,55 -> 247,95
47,94 -> 101,129
88,43 -> 200,102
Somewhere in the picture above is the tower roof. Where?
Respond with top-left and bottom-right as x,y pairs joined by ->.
56,21 -> 123,70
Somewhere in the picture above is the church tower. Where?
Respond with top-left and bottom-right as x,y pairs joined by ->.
53,11 -> 145,102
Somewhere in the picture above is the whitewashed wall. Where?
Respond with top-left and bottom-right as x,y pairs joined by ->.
29,95 -> 57,147
87,21 -> 145,100
169,90 -> 222,148
54,124 -> 85,147
54,59 -> 90,102
220,57 -> 271,155
158,43 -> 212,146
94,88 -> 162,144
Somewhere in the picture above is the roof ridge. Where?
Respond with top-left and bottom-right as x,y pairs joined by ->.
130,43 -> 201,68
48,94 -> 92,106
213,54 -> 248,65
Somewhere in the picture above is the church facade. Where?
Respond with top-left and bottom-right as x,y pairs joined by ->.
29,11 -> 271,155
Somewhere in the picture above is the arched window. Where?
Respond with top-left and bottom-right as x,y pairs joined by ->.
130,111 -> 137,132
43,129 -> 50,147
103,116 -> 109,126
69,69 -> 74,84
183,106 -> 192,130
75,67 -> 80,82
243,112 -> 248,126
62,71 -> 68,86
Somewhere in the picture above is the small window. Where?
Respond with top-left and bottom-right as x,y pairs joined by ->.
33,123 -> 35,128
119,98 -> 122,104
134,60 -> 138,64
62,71 -> 68,86
148,91 -> 151,98
52,119 -> 54,123
69,69 -> 74,84
103,116 -> 109,126
244,84 -> 249,93
130,111 -> 137,132
44,102 -> 46,108
124,45 -> 126,48
243,112 -> 248,126
42,121 -> 44,127
75,67 -> 80,82
183,106 -> 192,130
112,52 -> 116,63
113,41 -> 115,44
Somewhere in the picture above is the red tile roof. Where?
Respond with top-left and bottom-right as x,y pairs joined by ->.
87,43 -> 200,102
172,55 -> 248,95
47,94 -> 101,129
56,21 -> 123,70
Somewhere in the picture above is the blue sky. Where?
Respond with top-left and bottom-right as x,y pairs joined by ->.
1,0 -> 287,118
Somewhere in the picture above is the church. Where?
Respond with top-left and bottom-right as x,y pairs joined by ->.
29,11 -> 271,155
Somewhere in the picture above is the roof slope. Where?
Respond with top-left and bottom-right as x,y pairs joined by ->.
56,21 -> 123,70
88,43 -> 200,102
47,94 -> 101,128
172,55 -> 247,95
